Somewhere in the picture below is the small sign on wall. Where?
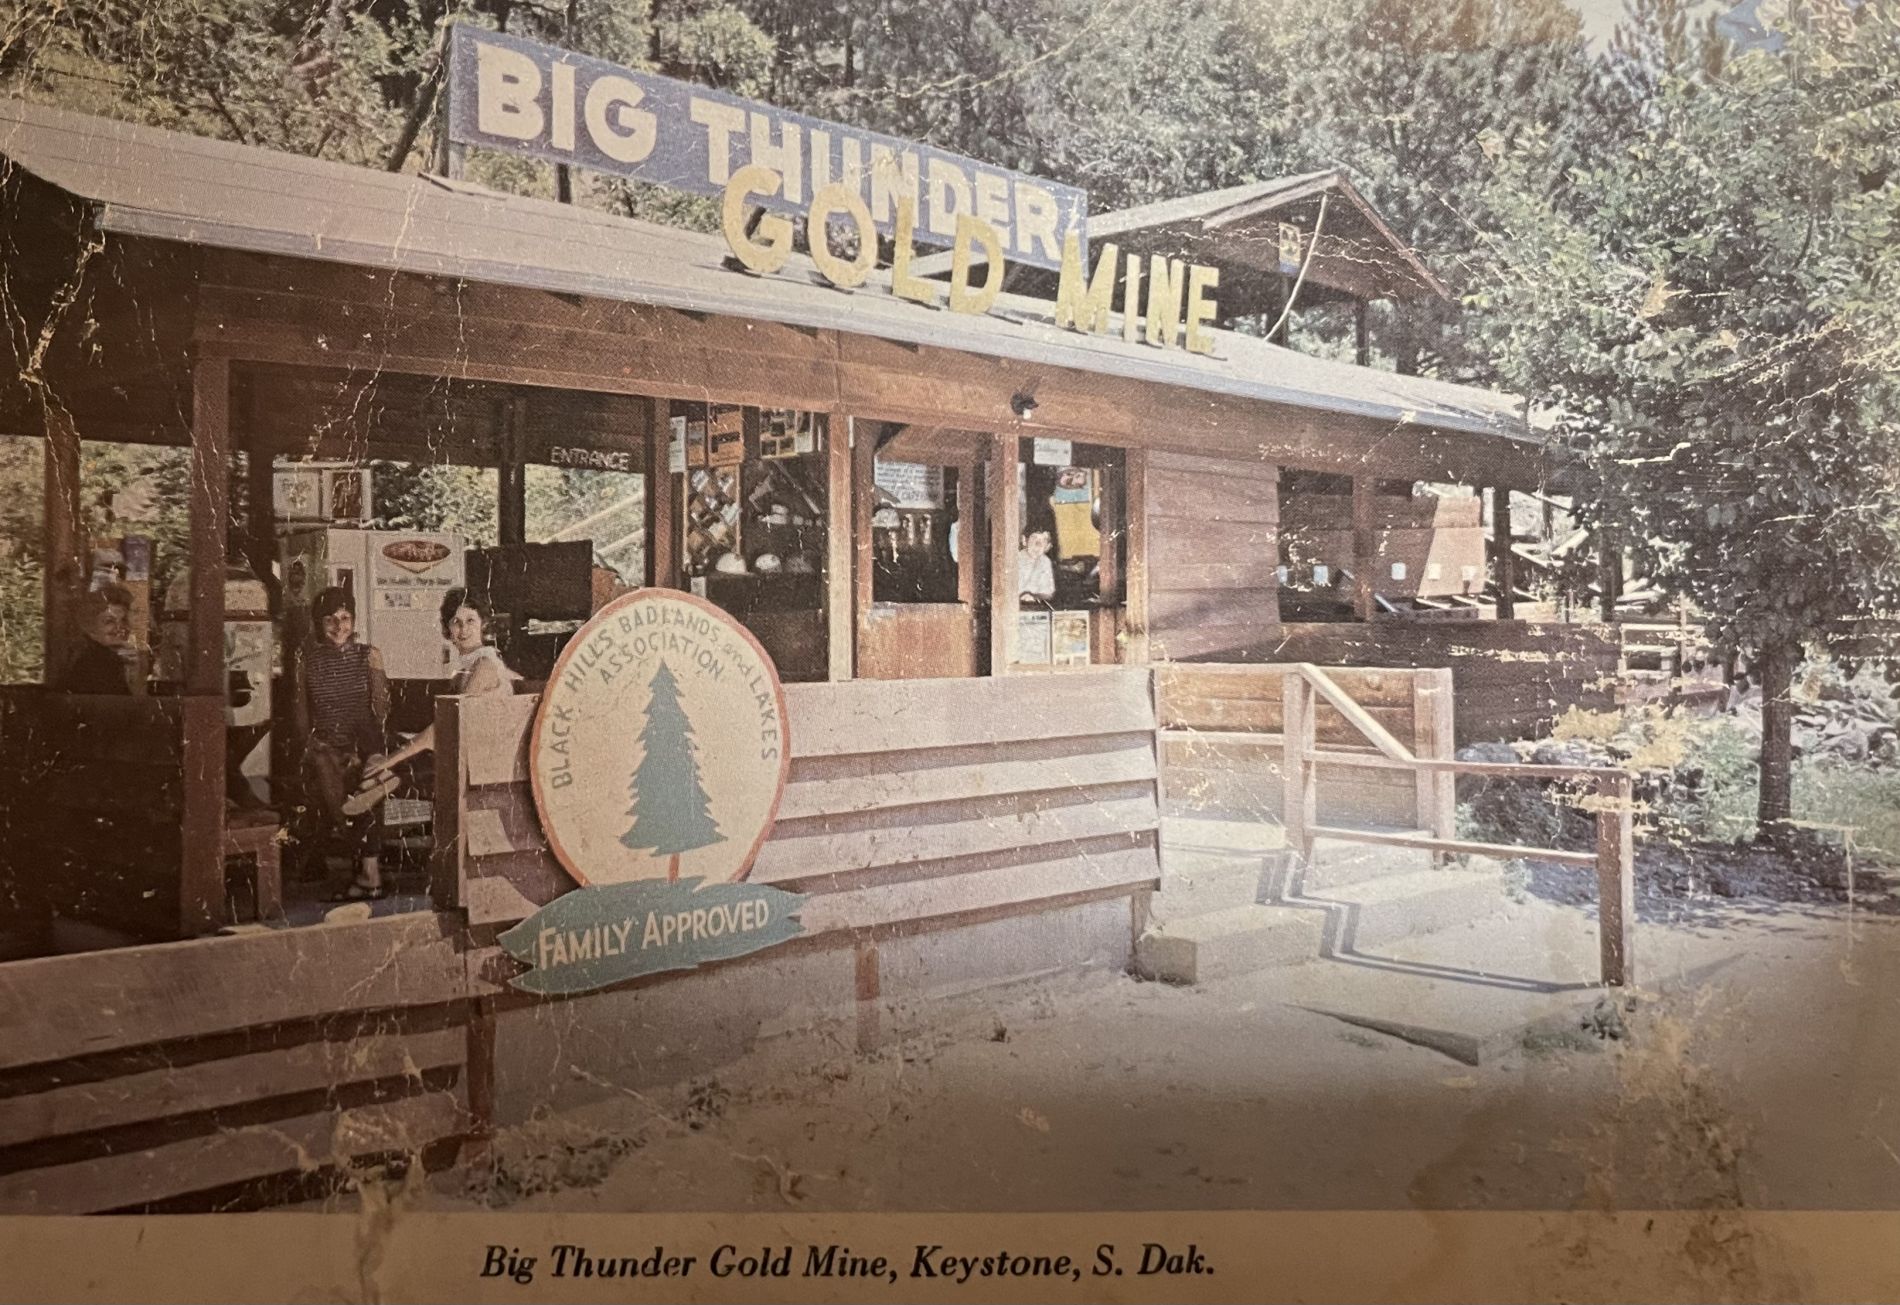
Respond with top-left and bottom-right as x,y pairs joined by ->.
1032,437 -> 1073,467
1017,610 -> 1052,664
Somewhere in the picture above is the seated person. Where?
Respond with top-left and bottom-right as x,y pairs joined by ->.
354,589 -> 519,805
53,585 -> 133,693
292,587 -> 390,901
1017,529 -> 1057,605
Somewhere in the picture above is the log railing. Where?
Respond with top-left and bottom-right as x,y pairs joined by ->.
1281,663 -> 1637,987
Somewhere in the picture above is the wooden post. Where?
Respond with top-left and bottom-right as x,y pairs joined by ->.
1411,668 -> 1456,852
1123,447 -> 1150,664
1282,671 -> 1316,866
1350,475 -> 1376,621
182,356 -> 231,935
1598,536 -> 1620,621
428,695 -> 466,912
1492,486 -> 1516,620
852,419 -> 877,664
41,402 -> 83,681
826,413 -> 854,681
1354,300 -> 1371,367
463,995 -> 498,1164
644,398 -> 680,589
987,432 -> 1020,675
497,397 -> 527,548
1596,770 -> 1635,986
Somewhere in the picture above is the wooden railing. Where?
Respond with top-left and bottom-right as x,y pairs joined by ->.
1280,663 -> 1637,987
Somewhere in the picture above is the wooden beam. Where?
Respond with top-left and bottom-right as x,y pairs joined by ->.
827,413 -> 854,681
987,432 -> 1020,675
1123,448 -> 1150,664
1411,668 -> 1457,860
1351,475 -> 1376,621
852,419 -> 877,663
644,399 -> 680,588
187,357 -> 230,696
1282,673 -> 1316,865
1492,486 -> 1516,620
183,355 -> 231,936
41,401 -> 83,680
497,396 -> 527,547
1354,300 -> 1371,367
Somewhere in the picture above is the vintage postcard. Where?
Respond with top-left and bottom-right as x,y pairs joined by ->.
1,0 -> 1897,1300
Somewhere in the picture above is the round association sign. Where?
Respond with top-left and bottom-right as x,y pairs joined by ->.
530,589 -> 791,887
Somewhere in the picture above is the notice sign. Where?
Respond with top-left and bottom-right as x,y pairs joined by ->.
531,589 -> 791,887
498,876 -> 807,996
446,25 -> 1086,271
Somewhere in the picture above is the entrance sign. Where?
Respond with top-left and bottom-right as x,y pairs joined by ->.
498,877 -> 807,996
530,589 -> 790,887
446,25 -> 1086,271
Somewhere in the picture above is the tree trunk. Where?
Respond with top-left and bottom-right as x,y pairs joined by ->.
1756,636 -> 1798,846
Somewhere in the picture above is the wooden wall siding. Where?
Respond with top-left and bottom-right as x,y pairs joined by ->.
1273,622 -> 1620,746
439,669 -> 1162,934
1142,451 -> 1281,663
1154,664 -> 1446,828
0,914 -> 472,1213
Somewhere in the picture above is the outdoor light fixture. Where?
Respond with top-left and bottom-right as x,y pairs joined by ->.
1010,391 -> 1039,420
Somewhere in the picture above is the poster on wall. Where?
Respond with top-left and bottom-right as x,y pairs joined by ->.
873,460 -> 944,509
707,405 -> 746,467
1051,610 -> 1091,666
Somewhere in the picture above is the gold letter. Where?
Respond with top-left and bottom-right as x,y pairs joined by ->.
808,181 -> 876,288
948,215 -> 1004,315
890,197 -> 943,307
1184,264 -> 1221,354
1122,251 -> 1143,343
721,165 -> 792,275
1146,255 -> 1186,349
1054,233 -> 1117,334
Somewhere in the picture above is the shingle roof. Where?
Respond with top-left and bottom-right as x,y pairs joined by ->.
0,99 -> 1526,446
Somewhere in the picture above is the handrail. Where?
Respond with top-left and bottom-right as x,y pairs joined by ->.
1280,663 -> 1636,987
1291,662 -> 1415,763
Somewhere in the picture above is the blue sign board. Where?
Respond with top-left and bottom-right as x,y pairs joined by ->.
446,25 -> 1087,271
498,877 -> 808,996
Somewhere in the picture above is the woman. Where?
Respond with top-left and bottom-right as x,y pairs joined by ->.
292,586 -> 390,900
354,589 -> 518,803
54,584 -> 134,693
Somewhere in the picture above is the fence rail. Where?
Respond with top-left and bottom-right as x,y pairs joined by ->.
1281,663 -> 1636,987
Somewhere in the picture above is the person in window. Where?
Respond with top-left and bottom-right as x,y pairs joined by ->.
54,584 -> 134,693
353,589 -> 518,805
292,586 -> 390,901
1017,529 -> 1057,604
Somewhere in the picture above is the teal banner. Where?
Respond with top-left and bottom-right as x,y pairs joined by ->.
498,878 -> 808,996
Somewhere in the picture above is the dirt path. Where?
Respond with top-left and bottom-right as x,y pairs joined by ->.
416,906 -> 1900,1214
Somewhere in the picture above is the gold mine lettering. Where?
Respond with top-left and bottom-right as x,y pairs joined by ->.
807,182 -> 877,288
722,165 -> 793,275
890,197 -> 943,307
1146,254 -> 1187,350
1185,263 -> 1221,355
948,215 -> 1004,315
1054,232 -> 1117,334
1122,252 -> 1144,343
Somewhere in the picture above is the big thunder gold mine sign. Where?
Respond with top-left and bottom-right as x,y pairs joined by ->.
447,24 -> 1222,354
508,590 -> 801,996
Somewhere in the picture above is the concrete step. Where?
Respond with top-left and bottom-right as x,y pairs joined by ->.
1135,905 -> 1324,985
1313,866 -> 1510,952
1149,855 -> 1264,925
1297,833 -> 1434,892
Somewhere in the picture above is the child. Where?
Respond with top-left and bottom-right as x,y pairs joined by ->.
1017,529 -> 1056,603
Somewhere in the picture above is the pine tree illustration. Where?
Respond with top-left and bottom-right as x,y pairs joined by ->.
621,660 -> 724,880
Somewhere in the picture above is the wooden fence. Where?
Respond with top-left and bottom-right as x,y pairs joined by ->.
1154,662 -> 1454,830
0,913 -> 473,1213
437,665 -> 1164,949
1273,621 -> 1621,745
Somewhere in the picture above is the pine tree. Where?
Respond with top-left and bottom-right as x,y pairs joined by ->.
621,659 -> 724,880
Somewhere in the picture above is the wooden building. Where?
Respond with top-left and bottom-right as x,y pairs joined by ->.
0,101 -> 1642,1212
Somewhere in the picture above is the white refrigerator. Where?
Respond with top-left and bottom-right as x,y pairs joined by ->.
280,527 -> 465,679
